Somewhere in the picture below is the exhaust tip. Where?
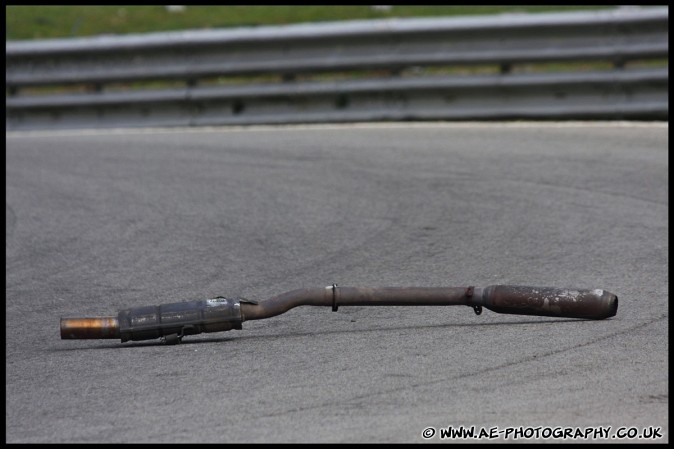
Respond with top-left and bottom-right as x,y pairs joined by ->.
603,292 -> 618,318
60,317 -> 120,339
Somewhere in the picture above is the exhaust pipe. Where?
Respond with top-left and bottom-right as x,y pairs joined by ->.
60,285 -> 618,344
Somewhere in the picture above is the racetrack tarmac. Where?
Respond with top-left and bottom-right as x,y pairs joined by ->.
5,122 -> 668,443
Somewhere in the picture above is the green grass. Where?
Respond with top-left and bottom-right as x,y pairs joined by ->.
7,5 -> 619,40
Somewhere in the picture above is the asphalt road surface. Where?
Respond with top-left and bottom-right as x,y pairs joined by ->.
6,122 -> 668,443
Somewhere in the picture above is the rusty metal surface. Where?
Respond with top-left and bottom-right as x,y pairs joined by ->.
61,285 -> 617,343
475,285 -> 618,319
335,287 -> 470,307
240,286 -> 472,321
60,317 -> 120,339
240,287 -> 330,321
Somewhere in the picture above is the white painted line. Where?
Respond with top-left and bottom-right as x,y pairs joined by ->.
6,121 -> 668,138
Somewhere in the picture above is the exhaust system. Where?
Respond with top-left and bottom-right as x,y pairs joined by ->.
60,285 -> 618,344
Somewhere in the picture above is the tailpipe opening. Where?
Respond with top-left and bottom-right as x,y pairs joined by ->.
60,317 -> 120,339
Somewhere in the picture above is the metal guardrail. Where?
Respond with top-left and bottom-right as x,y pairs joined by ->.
5,7 -> 668,130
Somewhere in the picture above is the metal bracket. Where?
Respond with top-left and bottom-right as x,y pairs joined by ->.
331,283 -> 338,312
161,324 -> 196,345
465,286 -> 482,315
162,333 -> 182,345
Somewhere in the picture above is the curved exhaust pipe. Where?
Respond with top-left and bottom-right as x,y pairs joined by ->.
60,285 -> 618,344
